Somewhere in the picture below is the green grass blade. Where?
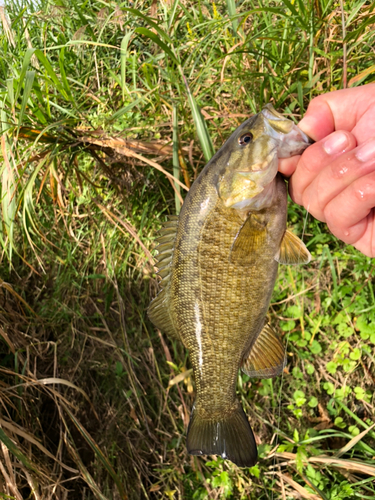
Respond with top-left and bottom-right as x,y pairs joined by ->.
17,70 -> 35,133
322,246 -> 338,303
120,31 -> 133,101
226,0 -> 238,35
281,0 -> 307,28
0,428 -> 37,473
167,0 -> 180,31
135,27 -> 180,66
64,406 -> 127,499
6,78 -> 14,112
172,105 -> 181,214
58,48 -> 73,101
107,88 -> 156,123
15,48 -> 36,102
69,0 -> 96,41
182,75 -> 214,162
335,399 -> 375,440
64,432 -> 110,500
34,49 -> 70,100
123,7 -> 173,44
335,423 -> 375,458
0,125 -> 16,261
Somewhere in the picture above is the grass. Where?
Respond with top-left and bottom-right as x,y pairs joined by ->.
1,0 -> 375,498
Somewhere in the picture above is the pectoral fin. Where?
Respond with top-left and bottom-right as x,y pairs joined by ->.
275,229 -> 311,265
241,322 -> 286,378
229,215 -> 267,265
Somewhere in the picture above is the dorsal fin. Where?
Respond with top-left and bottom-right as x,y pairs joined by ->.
148,216 -> 180,340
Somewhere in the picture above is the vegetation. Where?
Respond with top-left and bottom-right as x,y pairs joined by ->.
1,0 -> 375,498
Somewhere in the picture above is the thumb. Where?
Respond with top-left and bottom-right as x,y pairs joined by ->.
298,99 -> 335,142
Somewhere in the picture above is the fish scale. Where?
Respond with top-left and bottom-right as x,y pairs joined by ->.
148,104 -> 312,467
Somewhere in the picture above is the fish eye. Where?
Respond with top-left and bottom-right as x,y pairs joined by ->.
238,132 -> 253,146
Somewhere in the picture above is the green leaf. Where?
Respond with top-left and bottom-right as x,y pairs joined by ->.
281,319 -> 296,331
59,48 -> 73,101
326,361 -> 337,374
323,382 -> 335,395
6,78 -> 14,111
135,28 -> 180,66
293,390 -> 306,407
124,7 -> 173,44
15,48 -> 36,102
0,428 -> 37,472
334,417 -> 346,429
308,397 -> 318,408
309,340 -> 322,354
183,76 -> 214,162
34,49 -> 70,100
306,363 -> 315,375
293,428 -> 300,442
348,425 -> 360,437
249,465 -> 260,477
292,366 -> 303,379
107,89 -> 156,123
349,348 -> 361,361
0,124 -> 16,259
121,30 -> 133,100
226,0 -> 238,35
172,105 -> 181,214
17,70 -> 35,132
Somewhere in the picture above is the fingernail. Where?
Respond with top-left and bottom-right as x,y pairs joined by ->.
323,131 -> 349,155
355,138 -> 375,162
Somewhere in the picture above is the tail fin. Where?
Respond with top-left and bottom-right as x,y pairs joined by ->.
186,405 -> 257,467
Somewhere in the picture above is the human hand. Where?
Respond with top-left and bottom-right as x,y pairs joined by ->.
279,84 -> 375,257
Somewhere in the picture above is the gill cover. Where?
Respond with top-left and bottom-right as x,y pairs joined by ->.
218,104 -> 312,211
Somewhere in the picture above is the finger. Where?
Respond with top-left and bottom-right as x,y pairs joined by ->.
288,131 -> 357,206
300,138 -> 375,222
298,84 -> 375,142
324,170 -> 375,252
278,155 -> 299,177
347,209 -> 375,258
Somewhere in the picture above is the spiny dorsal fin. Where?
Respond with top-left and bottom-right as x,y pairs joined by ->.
147,216 -> 180,340
241,322 -> 286,378
229,215 -> 267,265
154,216 -> 178,264
275,229 -> 311,265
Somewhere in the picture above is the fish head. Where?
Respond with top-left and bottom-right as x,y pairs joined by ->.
217,104 -> 313,210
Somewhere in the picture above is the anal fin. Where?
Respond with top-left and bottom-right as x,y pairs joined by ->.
275,229 -> 311,265
242,322 -> 286,378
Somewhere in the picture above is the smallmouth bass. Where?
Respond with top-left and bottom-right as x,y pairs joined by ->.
148,104 -> 312,467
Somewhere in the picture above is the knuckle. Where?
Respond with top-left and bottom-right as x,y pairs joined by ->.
352,179 -> 375,203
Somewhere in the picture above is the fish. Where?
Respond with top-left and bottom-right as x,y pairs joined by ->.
148,104 -> 312,467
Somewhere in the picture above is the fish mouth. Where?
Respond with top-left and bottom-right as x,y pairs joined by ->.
277,127 -> 313,158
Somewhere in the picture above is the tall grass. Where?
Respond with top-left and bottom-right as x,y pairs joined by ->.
1,0 -> 375,498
